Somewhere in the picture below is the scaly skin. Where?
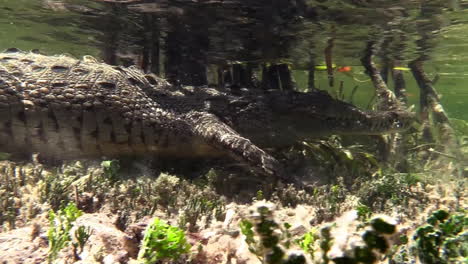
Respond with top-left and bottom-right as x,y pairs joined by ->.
0,50 -> 415,178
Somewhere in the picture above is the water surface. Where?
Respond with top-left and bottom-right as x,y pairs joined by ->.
1,0 -> 467,119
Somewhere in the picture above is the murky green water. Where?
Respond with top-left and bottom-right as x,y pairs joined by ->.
1,0 -> 467,120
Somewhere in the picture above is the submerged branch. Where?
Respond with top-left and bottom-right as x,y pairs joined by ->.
308,59 -> 316,91
361,42 -> 404,112
361,41 -> 409,168
325,38 -> 334,87
409,59 -> 460,154
261,64 -> 296,91
392,63 -> 408,105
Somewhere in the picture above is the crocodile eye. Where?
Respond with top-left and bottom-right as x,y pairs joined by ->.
396,120 -> 402,128
388,112 -> 399,120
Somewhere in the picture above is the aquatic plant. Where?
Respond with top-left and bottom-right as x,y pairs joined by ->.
355,171 -> 426,211
412,210 -> 467,263
47,203 -> 91,263
101,159 -> 121,182
0,162 -> 21,230
355,203 -> 372,221
298,229 -> 318,260
240,201 -> 307,264
241,203 -> 401,264
289,138 -> 380,184
178,194 -> 226,232
138,217 -> 191,263
73,225 -> 93,258
304,213 -> 397,264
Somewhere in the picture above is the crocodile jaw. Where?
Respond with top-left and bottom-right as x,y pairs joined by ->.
303,110 -> 416,136
264,90 -> 415,137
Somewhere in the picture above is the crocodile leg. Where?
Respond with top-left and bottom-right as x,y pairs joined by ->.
188,111 -> 285,179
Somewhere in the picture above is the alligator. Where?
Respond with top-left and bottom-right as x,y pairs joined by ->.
0,49 -> 415,179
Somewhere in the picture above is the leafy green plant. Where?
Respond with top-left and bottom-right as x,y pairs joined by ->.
355,172 -> 425,211
412,209 -> 467,264
153,173 -> 181,210
298,229 -> 318,259
256,190 -> 265,201
178,195 -> 225,231
0,162 -> 21,230
40,172 -> 75,211
47,203 -> 83,263
296,212 -> 398,264
318,225 -> 332,264
240,219 -> 258,252
40,162 -> 93,211
138,217 -> 191,263
72,225 -> 93,259
328,183 -> 346,213
240,202 -> 306,264
356,203 -> 372,221
294,137 -> 381,184
101,159 -> 120,181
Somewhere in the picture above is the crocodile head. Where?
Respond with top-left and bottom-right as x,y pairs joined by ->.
269,89 -> 414,133
231,89 -> 416,147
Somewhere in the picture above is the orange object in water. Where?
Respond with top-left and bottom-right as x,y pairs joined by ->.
337,66 -> 352,72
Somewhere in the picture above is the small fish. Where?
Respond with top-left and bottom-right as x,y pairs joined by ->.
393,67 -> 411,71
315,64 -> 336,71
337,66 -> 352,72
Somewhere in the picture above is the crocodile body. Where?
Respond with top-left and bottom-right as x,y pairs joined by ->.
0,50 -> 414,178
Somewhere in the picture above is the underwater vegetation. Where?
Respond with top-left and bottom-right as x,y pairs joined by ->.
0,132 -> 465,263
138,217 -> 191,263
0,0 -> 467,263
